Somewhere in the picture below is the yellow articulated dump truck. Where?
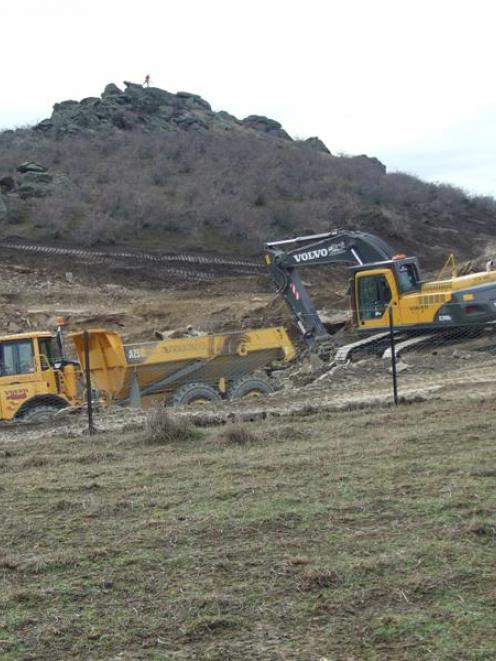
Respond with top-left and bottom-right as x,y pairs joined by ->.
0,324 -> 295,422
70,327 -> 295,407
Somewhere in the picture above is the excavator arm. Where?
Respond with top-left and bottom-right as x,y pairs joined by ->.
264,230 -> 398,345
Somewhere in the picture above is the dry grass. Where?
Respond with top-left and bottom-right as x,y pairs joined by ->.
216,424 -> 260,446
144,403 -> 199,444
1,397 -> 495,659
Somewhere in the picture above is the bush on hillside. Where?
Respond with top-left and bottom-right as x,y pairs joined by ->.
0,127 -> 493,263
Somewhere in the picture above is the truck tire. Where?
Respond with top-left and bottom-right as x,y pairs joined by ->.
172,382 -> 222,406
227,375 -> 274,400
20,404 -> 65,423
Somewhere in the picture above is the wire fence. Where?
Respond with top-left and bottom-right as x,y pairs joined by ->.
60,305 -> 496,435
353,303 -> 496,408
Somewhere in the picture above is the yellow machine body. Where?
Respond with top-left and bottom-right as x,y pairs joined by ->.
353,267 -> 496,332
70,326 -> 295,406
0,331 -> 80,421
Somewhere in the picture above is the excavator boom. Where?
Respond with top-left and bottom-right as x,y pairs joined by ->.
266,229 -> 396,267
265,229 -> 419,344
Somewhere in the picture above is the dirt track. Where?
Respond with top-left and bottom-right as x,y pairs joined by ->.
0,241 -> 287,341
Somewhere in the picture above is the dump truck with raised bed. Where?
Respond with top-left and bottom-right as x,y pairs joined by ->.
70,326 -> 295,407
265,229 -> 496,347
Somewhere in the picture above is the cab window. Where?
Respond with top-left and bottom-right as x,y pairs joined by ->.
397,263 -> 419,292
39,337 -> 55,370
358,274 -> 392,320
0,340 -> 36,376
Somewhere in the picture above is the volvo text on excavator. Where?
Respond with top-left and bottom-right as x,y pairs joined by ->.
264,229 -> 496,346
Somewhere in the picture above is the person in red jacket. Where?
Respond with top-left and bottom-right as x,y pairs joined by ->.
143,74 -> 150,87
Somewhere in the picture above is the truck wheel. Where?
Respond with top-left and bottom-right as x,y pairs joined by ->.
20,404 -> 64,423
172,382 -> 222,406
227,375 -> 274,400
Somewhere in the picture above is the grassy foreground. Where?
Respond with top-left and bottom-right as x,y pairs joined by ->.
1,399 -> 495,660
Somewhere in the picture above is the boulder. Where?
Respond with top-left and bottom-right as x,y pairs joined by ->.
123,80 -> 144,93
52,100 -> 79,113
21,171 -> 53,184
111,111 -> 134,130
303,136 -> 331,154
15,169 -> 72,199
0,176 -> 15,193
243,114 -> 282,131
350,155 -> 386,176
34,119 -> 54,133
51,173 -> 73,191
241,115 -> 292,140
16,182 -> 51,199
102,83 -> 122,97
176,91 -> 212,110
17,161 -> 47,174
217,110 -> 238,123
80,96 -> 102,108
174,112 -> 208,131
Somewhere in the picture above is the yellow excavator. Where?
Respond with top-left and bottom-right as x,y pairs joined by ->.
265,229 -> 496,346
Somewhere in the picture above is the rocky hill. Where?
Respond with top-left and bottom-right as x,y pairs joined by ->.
1,81 -> 495,266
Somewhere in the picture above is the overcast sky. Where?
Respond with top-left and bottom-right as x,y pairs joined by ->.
1,0 -> 495,196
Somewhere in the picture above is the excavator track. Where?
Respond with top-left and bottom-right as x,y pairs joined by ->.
335,332 -> 392,361
382,334 -> 436,360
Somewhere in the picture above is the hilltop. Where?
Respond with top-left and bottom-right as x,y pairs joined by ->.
0,81 -> 495,266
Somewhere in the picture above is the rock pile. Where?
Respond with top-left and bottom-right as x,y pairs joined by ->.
0,162 -> 72,207
32,80 -> 331,151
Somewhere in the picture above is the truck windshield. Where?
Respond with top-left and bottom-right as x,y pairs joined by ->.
0,340 -> 35,376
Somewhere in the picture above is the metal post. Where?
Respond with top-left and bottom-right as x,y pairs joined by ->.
83,330 -> 96,434
389,306 -> 398,406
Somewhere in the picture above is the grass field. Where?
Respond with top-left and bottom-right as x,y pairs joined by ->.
1,398 -> 495,660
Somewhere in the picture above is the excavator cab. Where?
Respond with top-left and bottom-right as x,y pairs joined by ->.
355,271 -> 393,322
353,268 -> 397,328
353,257 -> 420,330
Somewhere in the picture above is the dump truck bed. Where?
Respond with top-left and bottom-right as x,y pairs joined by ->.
70,327 -> 295,406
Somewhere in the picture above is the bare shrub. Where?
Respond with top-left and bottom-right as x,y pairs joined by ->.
144,404 -> 198,444
1,123 -> 496,263
217,424 -> 260,446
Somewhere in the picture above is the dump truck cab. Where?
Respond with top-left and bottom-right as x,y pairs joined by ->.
0,331 -> 80,422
